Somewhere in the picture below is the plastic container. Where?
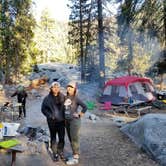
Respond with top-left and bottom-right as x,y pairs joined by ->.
0,123 -> 4,140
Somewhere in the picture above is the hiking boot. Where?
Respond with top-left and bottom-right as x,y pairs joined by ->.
53,153 -> 59,162
66,157 -> 79,165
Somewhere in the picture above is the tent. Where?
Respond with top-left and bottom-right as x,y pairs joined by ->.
99,76 -> 155,105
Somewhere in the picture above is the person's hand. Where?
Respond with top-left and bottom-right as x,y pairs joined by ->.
79,112 -> 84,118
73,112 -> 79,118
52,116 -> 55,120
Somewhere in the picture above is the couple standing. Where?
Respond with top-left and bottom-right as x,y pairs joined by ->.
41,81 -> 87,165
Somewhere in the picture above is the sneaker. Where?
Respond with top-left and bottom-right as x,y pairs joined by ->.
73,154 -> 79,159
59,152 -> 65,161
66,158 -> 79,165
17,116 -> 22,120
53,153 -> 59,162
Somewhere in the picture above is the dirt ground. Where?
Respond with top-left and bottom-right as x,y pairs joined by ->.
0,86 -> 164,166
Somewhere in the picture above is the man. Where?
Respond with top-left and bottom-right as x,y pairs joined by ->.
11,85 -> 28,119
41,81 -> 65,161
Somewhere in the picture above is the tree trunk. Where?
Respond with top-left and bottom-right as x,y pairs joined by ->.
164,0 -> 166,50
79,0 -> 84,82
127,27 -> 133,76
98,0 -> 105,88
84,0 -> 93,82
159,74 -> 164,90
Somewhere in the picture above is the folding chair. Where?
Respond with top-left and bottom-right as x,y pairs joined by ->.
86,101 -> 96,111
100,101 -> 112,111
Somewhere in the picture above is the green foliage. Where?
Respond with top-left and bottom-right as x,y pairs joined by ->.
68,0 -> 99,81
134,0 -> 165,75
115,32 -> 159,75
136,1 -> 164,44
116,0 -> 165,76
104,17 -> 121,73
0,0 -> 36,83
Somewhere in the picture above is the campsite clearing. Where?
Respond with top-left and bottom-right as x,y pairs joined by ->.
0,83 -> 164,166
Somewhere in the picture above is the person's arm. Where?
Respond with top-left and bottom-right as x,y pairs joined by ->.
41,98 -> 52,119
11,91 -> 17,97
77,97 -> 87,117
59,93 -> 65,118
59,93 -> 65,107
22,91 -> 28,102
25,91 -> 28,98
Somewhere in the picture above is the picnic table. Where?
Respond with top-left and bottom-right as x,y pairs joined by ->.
113,100 -> 151,116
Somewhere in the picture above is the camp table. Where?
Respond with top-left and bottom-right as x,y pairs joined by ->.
0,139 -> 24,166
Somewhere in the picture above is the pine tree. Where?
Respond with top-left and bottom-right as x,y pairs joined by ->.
0,0 -> 36,83
68,0 -> 98,82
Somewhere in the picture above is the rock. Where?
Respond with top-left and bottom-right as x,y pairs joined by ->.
85,111 -> 99,122
121,113 -> 166,166
0,84 -> 3,91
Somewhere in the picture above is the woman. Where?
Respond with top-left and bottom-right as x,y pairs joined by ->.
64,81 -> 87,165
41,81 -> 65,162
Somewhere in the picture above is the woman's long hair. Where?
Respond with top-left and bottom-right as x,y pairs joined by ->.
66,85 -> 77,96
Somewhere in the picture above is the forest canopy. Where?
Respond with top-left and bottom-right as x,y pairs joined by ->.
0,0 -> 165,86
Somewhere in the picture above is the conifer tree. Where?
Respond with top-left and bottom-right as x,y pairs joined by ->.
0,0 -> 35,83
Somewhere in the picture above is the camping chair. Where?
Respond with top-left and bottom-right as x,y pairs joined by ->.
86,101 -> 96,111
100,101 -> 112,111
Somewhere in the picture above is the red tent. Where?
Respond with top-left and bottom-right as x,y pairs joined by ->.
105,76 -> 152,88
99,76 -> 155,105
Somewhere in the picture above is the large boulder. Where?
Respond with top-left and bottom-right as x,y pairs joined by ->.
120,114 -> 166,166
